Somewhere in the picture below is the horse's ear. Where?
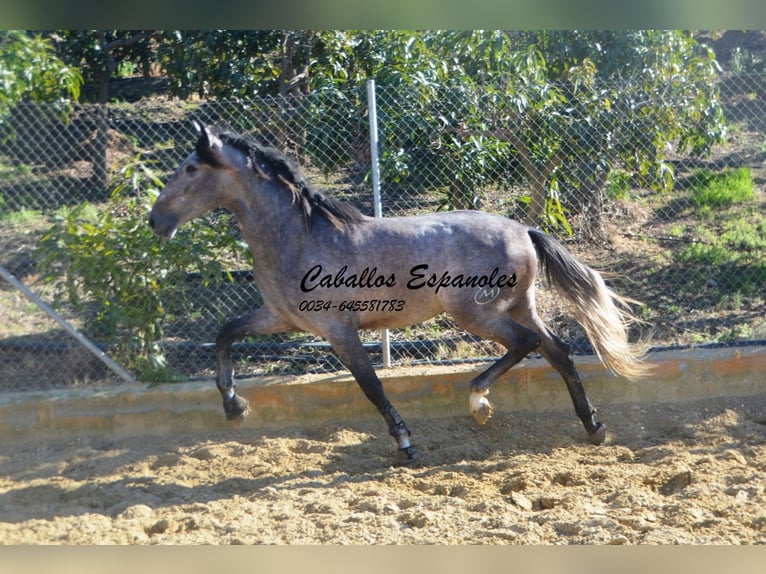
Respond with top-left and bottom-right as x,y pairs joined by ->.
194,122 -> 228,168
194,122 -> 222,150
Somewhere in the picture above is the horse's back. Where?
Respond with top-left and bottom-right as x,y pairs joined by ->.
362,210 -> 535,266
362,209 -> 530,246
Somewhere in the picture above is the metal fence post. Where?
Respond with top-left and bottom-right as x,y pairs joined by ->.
0,264 -> 136,385
366,79 -> 391,368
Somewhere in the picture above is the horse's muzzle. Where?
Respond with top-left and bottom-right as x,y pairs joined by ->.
148,211 -> 178,240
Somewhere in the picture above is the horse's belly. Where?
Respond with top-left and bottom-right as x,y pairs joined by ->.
355,293 -> 444,330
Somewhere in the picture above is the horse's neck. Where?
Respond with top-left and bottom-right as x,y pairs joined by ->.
232,179 -> 310,270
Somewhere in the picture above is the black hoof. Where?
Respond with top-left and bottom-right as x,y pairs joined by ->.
588,422 -> 606,445
393,445 -> 422,467
223,395 -> 250,422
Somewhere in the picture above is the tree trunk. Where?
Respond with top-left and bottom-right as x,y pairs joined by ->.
91,76 -> 109,198
505,133 -> 564,228
446,154 -> 479,210
525,170 -> 549,226
567,160 -> 609,240
90,31 -> 159,197
458,126 -> 564,227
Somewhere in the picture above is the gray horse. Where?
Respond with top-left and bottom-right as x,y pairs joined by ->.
149,123 -> 650,465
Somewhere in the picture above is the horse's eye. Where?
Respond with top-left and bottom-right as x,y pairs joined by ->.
185,164 -> 198,174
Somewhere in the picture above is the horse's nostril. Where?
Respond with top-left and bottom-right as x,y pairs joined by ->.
148,215 -> 155,229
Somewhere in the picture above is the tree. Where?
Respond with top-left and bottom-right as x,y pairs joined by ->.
0,30 -> 82,141
156,30 -> 322,100
347,30 -> 726,235
36,30 -> 726,235
51,30 -> 161,104
50,31 -> 162,191
439,31 -> 726,234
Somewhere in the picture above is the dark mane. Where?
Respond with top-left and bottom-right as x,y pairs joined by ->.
198,126 -> 367,230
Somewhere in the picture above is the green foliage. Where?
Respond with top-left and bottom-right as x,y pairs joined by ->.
157,30 -> 299,100
37,156 -> 246,381
132,354 -> 188,384
299,30 -> 726,232
606,170 -> 633,200
0,31 -> 82,137
729,47 -> 764,75
35,29 -> 728,234
689,167 -> 755,208
303,85 -> 365,174
51,30 -> 158,102
544,177 -> 574,235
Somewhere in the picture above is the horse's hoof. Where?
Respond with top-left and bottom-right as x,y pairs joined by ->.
393,445 -> 422,467
224,396 -> 250,423
470,390 -> 493,425
588,422 -> 606,445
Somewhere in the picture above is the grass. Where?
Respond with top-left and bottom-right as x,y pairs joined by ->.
0,207 -> 43,225
689,167 -> 755,208
0,289 -> 53,336
668,166 -> 764,300
682,218 -> 766,261
676,208 -> 766,297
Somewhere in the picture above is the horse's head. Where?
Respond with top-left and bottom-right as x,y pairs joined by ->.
149,122 -> 247,239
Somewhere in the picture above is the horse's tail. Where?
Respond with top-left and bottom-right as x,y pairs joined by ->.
527,228 -> 652,380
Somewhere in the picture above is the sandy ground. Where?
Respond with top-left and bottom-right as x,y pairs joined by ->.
1,393 -> 765,545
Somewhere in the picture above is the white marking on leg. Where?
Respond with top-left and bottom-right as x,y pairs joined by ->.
470,389 -> 493,425
397,435 -> 411,449
469,388 -> 489,412
224,388 -> 236,401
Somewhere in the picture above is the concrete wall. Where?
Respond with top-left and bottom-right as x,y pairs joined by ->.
1,345 -> 764,442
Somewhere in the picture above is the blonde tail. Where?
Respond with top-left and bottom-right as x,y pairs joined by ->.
528,228 -> 652,380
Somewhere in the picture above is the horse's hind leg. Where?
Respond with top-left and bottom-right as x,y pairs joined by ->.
512,309 -> 605,445
458,317 -> 542,425
541,328 -> 605,444
215,307 -> 292,421
324,328 -> 420,465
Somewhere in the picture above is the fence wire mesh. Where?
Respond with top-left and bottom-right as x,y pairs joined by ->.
1,73 -> 764,391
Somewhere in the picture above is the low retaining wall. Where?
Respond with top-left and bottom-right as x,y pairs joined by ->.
1,345 -> 764,441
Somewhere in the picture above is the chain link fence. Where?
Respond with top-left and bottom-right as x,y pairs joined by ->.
1,74 -> 764,391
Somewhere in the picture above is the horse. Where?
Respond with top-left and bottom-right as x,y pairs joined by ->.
149,123 -> 651,465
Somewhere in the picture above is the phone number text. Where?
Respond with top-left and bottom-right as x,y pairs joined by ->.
298,299 -> 406,313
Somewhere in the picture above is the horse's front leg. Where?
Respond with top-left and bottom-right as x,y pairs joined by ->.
216,307 -> 292,421
325,328 -> 421,465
